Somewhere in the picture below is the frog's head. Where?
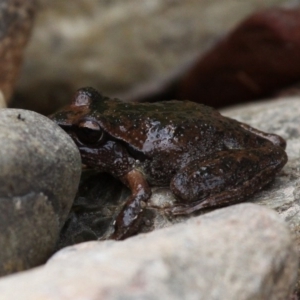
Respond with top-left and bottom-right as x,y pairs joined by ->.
51,87 -> 135,174
50,87 -> 102,124
50,87 -> 109,150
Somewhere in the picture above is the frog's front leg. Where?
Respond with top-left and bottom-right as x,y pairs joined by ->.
110,169 -> 151,240
168,146 -> 287,215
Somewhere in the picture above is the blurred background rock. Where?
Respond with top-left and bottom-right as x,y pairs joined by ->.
11,0 -> 290,114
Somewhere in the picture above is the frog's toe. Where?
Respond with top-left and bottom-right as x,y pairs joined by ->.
165,204 -> 192,215
109,230 -> 124,241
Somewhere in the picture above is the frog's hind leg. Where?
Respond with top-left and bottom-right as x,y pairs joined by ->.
168,146 -> 287,215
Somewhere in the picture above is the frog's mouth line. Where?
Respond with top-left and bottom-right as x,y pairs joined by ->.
59,123 -> 72,130
58,124 -> 76,139
57,124 -> 84,149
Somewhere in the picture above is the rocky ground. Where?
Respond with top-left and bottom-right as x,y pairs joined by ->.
0,204 -> 297,300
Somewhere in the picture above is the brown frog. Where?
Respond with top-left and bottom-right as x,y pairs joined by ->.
50,87 -> 287,240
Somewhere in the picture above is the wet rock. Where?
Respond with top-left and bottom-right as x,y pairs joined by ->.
0,0 -> 37,103
14,0 -> 285,114
178,7 -> 300,107
0,108 -> 81,275
0,203 -> 297,300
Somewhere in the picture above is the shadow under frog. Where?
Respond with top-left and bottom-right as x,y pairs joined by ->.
50,87 -> 287,240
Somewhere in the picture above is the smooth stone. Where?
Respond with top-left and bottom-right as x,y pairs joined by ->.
0,203 -> 297,300
15,0 -> 286,114
0,108 -> 81,275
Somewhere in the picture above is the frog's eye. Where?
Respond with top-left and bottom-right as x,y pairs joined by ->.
76,120 -> 105,145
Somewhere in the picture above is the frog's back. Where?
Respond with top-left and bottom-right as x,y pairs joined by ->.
91,99 -> 237,155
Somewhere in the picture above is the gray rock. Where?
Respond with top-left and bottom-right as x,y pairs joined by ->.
0,203 -> 297,300
16,0 -> 287,113
0,108 -> 81,275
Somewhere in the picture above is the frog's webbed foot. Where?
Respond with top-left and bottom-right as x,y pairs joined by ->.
168,146 -> 287,216
109,169 -> 151,240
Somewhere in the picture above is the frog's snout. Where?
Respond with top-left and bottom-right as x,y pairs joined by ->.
269,134 -> 286,150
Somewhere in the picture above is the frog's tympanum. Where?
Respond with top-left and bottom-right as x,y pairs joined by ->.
51,87 -> 287,240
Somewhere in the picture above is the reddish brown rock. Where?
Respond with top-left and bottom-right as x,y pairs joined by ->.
0,0 -> 37,103
178,7 -> 300,107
